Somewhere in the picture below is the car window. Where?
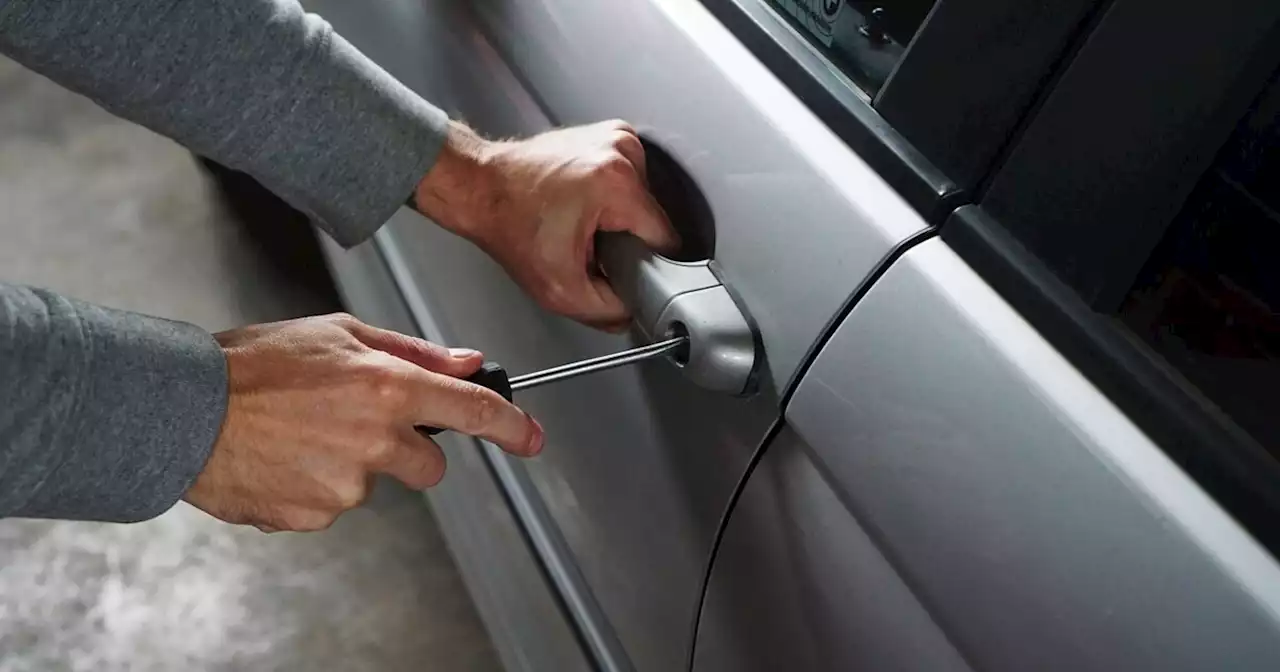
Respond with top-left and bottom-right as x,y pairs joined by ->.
766,0 -> 938,94
943,2 -> 1280,554
1119,68 -> 1280,449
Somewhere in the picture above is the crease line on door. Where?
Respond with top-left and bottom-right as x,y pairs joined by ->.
685,224 -> 939,671
373,227 -> 636,672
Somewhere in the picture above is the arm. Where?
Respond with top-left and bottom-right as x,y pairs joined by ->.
0,0 -> 678,323
0,0 -> 678,529
0,284 -> 226,521
0,0 -> 444,247
0,283 -> 542,526
0,0 -> 488,525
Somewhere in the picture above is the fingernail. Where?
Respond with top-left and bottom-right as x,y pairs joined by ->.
527,414 -> 545,456
449,347 -> 481,359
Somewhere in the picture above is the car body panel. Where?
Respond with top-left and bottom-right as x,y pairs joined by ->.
307,0 -> 931,669
699,237 -> 1280,671
693,424 -> 973,672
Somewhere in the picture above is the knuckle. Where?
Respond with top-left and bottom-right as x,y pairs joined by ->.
537,280 -> 572,313
354,349 -> 393,373
590,154 -> 634,181
330,476 -> 370,510
605,118 -> 635,134
605,153 -> 635,175
327,312 -> 358,328
537,295 -> 564,315
270,508 -> 302,531
460,387 -> 501,435
611,130 -> 639,150
214,505 -> 258,528
281,508 -> 336,532
308,516 -> 338,532
374,378 -> 408,408
362,435 -> 398,466
363,365 -> 410,411
256,506 -> 289,529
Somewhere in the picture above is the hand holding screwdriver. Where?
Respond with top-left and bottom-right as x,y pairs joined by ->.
183,313 -> 544,534
186,313 -> 684,534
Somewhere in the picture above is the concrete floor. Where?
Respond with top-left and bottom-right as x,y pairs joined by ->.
0,58 -> 501,671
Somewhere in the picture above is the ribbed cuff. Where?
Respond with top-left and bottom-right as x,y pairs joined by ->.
13,292 -> 228,523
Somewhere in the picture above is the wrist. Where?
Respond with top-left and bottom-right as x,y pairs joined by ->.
413,122 -> 502,240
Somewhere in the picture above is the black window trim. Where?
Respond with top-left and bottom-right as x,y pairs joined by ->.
948,0 -> 1280,555
874,0 -> 1104,192
975,0 -> 1280,311
697,0 -> 1105,223
698,0 -> 961,222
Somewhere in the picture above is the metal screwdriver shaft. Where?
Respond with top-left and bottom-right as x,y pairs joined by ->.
509,336 -> 687,391
418,336 -> 688,437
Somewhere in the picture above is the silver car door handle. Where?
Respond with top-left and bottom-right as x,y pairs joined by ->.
597,232 -> 758,395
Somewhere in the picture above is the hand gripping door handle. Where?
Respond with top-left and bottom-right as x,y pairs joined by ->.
596,232 -> 758,396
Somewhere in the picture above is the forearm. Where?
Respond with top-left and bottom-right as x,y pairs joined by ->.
0,0 -> 449,246
0,283 -> 226,522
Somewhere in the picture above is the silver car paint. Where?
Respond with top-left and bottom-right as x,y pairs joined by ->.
308,0 -> 933,669
318,232 -> 594,672
745,237 -> 1280,670
694,426 -> 973,672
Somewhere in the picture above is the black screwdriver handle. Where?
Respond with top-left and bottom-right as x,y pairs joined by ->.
416,362 -> 513,437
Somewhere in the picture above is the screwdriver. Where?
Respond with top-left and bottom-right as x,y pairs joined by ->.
418,336 -> 688,436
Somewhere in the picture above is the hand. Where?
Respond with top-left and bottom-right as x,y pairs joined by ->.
414,120 -> 681,331
184,313 -> 543,532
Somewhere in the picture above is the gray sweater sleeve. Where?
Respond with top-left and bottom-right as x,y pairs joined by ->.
0,0 -> 451,521
0,0 -> 450,247
0,285 -> 228,522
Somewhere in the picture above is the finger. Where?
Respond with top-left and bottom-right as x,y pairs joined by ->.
612,132 -> 647,185
585,317 -> 630,334
603,119 -> 638,135
583,276 -> 631,326
602,186 -> 681,254
548,274 -> 631,328
382,428 -> 448,489
261,506 -> 335,533
346,321 -> 484,376
406,370 -> 545,457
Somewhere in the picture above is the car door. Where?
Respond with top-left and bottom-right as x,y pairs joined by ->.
304,0 -> 1126,665
308,0 -> 1100,670
313,2 -> 930,670
694,1 -> 1280,670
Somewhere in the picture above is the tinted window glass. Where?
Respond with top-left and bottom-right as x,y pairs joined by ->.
1119,68 -> 1280,448
766,0 -> 938,93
